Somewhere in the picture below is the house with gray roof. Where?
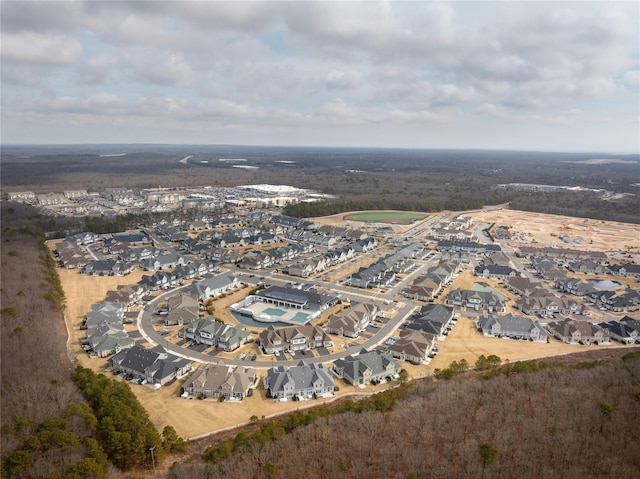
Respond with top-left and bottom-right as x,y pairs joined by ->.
515,294 -> 582,317
86,323 -> 135,358
184,360 -> 258,400
445,285 -> 506,312
258,324 -> 332,354
108,345 -> 193,386
184,272 -> 239,300
163,292 -> 201,326
599,317 -> 640,344
546,319 -> 610,345
608,263 -> 640,278
477,313 -> 548,341
474,263 -> 518,280
140,253 -> 186,271
405,304 -> 455,337
333,349 -> 401,386
383,330 -> 434,364
82,258 -> 135,276
264,362 -> 335,401
326,302 -> 379,338
180,317 -> 250,351
83,301 -> 126,329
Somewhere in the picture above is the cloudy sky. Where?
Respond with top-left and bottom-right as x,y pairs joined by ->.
1,1 -> 638,152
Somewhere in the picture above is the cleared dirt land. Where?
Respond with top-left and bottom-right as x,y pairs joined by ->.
53,208 -> 639,440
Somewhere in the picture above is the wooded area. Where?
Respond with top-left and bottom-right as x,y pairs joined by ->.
170,351 -> 640,479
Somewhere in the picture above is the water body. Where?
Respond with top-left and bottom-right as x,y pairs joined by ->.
231,311 -> 288,329
587,279 -> 623,291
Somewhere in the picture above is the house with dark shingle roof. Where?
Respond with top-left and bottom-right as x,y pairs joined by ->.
264,361 -> 335,400
184,360 -> 258,400
333,349 -> 401,386
477,313 -> 548,341
383,330 -> 434,364
180,317 -> 250,351
405,304 -> 455,337
108,345 -> 193,386
546,319 -> 610,345
599,317 -> 640,344
445,285 -> 506,312
326,302 -> 379,338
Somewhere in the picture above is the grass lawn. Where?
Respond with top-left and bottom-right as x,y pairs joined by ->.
344,211 -> 426,224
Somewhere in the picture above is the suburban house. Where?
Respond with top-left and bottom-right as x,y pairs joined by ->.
180,317 -> 250,351
383,330 -> 434,364
54,241 -> 89,269
264,362 -> 335,400
163,292 -> 201,326
546,319 -> 610,345
258,325 -> 333,354
567,260 -> 608,275
82,259 -> 135,276
585,289 -> 640,313
108,345 -> 193,386
332,349 -> 401,386
474,263 -> 518,280
105,284 -> 146,305
608,263 -> 640,278
140,253 -> 186,271
599,317 -> 640,344
530,258 -> 567,281
445,285 -> 506,312
85,323 -> 135,358
185,273 -> 240,300
83,301 -> 126,329
514,294 -> 582,317
184,360 -> 258,400
405,304 -> 455,337
503,277 -> 547,297
326,302 -> 380,338
66,232 -> 102,245
477,313 -> 548,341
403,276 -> 443,302
555,277 -> 597,297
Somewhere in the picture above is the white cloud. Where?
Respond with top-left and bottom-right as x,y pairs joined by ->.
1,32 -> 82,66
1,1 -> 638,151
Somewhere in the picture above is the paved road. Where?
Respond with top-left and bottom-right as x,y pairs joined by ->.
137,280 -> 418,368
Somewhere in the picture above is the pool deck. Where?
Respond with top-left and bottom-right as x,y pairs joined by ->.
230,300 -> 317,326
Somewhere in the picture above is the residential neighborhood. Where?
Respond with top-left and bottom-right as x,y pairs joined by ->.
37,191 -> 637,414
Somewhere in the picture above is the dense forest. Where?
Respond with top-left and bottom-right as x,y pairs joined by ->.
170,352 -> 640,479
2,145 -> 639,223
0,203 -> 186,478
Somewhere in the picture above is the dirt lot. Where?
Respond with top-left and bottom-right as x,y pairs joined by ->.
52,208 -> 639,440
469,208 -> 640,255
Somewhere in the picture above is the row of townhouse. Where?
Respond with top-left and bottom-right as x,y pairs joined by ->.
436,240 -> 502,256
333,349 -> 401,386
350,253 -> 413,289
585,289 -> 640,313
239,242 -> 315,270
326,302 -> 380,338
258,325 -> 333,354
445,284 -> 507,313
402,261 -> 461,302
599,317 -> 640,344
180,316 -> 250,351
516,246 -> 608,262
382,329 -> 435,364
405,304 -> 456,337
477,314 -> 618,345
82,258 -> 136,276
529,257 -> 567,281
288,239 -> 376,278
138,262 -> 219,291
184,360 -> 258,400
566,260 -> 640,278
474,263 -> 519,280
109,345 -> 193,386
